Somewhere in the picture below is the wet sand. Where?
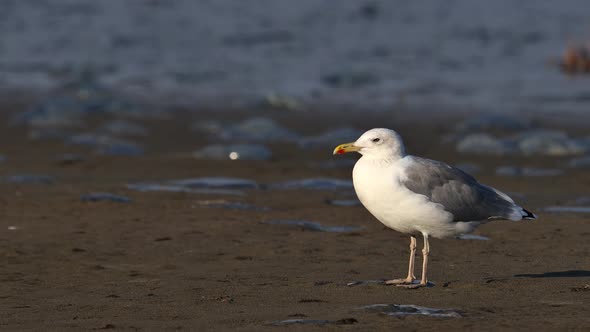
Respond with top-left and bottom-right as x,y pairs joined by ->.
0,107 -> 588,331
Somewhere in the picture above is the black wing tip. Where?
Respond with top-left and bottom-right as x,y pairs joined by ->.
522,208 -> 537,220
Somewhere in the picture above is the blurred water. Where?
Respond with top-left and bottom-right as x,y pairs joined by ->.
270,318 -> 357,326
269,178 -> 353,190
262,220 -> 362,233
361,304 -> 461,318
3,174 -> 56,184
81,192 -> 131,203
1,1 -> 590,114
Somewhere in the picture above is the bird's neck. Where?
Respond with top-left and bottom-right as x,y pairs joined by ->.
361,152 -> 404,165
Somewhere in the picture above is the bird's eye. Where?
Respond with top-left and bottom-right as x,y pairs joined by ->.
372,138 -> 381,143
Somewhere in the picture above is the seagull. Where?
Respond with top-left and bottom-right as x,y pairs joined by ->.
333,128 -> 536,288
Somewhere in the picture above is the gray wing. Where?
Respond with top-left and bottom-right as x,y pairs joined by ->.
402,156 -> 520,222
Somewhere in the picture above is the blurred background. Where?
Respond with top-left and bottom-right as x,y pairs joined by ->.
2,0 -> 590,114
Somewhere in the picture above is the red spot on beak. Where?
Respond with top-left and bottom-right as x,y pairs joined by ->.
336,149 -> 345,154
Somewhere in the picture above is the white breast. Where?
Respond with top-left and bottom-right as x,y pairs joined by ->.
352,156 -> 456,238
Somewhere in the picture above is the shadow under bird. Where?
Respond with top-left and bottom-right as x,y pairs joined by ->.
334,128 -> 536,288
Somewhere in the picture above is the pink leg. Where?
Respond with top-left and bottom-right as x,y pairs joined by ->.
385,236 -> 417,285
398,233 -> 430,289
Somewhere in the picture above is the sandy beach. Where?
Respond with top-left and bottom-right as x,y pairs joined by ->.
0,103 -> 588,331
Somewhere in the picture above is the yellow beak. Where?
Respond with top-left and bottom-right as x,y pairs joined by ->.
333,142 -> 360,155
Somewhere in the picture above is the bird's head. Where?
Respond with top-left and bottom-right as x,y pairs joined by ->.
333,128 -> 405,159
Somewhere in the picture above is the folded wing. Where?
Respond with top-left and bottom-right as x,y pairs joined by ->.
402,156 -> 526,222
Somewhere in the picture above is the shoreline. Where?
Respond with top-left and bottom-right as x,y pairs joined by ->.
0,93 -> 588,330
